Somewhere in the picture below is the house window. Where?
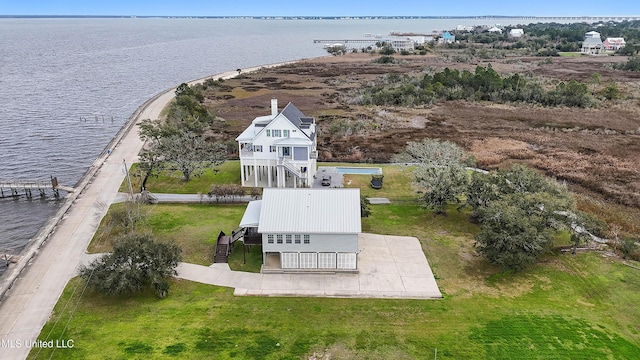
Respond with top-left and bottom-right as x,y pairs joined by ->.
283,129 -> 290,137
267,235 -> 274,244
303,235 -> 310,244
253,145 -> 262,152
270,146 -> 276,153
282,147 -> 291,157
294,235 -> 301,244
277,234 -> 283,244
266,129 -> 271,137
286,235 -> 292,244
272,129 -> 281,137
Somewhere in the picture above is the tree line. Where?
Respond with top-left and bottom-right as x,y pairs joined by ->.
358,65 -> 612,108
450,20 -> 640,57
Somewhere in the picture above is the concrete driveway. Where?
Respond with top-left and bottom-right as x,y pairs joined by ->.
177,233 -> 442,299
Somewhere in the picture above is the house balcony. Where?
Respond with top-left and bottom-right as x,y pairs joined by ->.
240,149 -> 254,158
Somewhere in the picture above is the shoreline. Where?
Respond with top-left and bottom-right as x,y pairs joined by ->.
0,58 -> 305,359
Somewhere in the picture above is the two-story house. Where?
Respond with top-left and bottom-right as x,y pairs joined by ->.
581,31 -> 604,55
236,99 -> 317,188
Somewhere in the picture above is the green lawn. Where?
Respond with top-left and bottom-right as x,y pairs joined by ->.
558,52 -> 583,57
88,203 -> 246,265
32,163 -> 640,359
121,161 -> 242,194
30,240 -> 640,359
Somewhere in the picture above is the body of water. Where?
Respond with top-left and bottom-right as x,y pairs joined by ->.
0,17 -> 552,269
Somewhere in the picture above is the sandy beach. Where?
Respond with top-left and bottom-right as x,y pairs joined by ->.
0,62 -> 298,359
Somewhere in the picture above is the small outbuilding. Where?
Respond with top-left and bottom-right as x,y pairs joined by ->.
241,188 -> 362,272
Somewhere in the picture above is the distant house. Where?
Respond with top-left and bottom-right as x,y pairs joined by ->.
387,38 -> 415,51
581,31 -> 604,55
236,99 -> 317,188
604,37 -> 626,51
240,188 -> 362,271
439,31 -> 455,44
487,26 -> 502,34
509,29 -> 524,38
455,25 -> 474,32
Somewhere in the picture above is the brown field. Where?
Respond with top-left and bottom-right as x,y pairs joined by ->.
203,52 -> 640,235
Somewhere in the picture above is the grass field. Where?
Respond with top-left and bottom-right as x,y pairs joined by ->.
32,163 -> 640,359
120,161 -> 242,194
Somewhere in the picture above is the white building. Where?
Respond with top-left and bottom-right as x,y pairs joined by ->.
509,29 -> 524,38
240,188 -> 362,271
581,31 -> 604,55
236,99 -> 317,188
487,26 -> 502,34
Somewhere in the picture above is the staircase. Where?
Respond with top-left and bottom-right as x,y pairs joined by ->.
278,158 -> 303,178
231,227 -> 245,243
213,231 -> 232,263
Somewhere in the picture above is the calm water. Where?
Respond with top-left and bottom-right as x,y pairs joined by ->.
0,17 -> 543,266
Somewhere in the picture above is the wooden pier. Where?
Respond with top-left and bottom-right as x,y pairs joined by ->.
0,176 -> 75,199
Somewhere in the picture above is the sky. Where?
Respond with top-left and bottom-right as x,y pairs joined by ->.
1,0 -> 639,17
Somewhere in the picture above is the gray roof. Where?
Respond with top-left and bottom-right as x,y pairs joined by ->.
257,188 -> 362,234
583,37 -> 603,47
281,102 -> 316,140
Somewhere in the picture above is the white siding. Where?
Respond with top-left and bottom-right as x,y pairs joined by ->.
262,233 -> 358,253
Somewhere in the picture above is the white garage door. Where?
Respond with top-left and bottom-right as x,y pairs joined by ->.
281,252 -> 299,269
299,253 -> 318,269
318,253 -> 337,269
337,253 -> 357,270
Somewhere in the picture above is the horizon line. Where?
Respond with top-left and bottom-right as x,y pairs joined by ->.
1,15 -> 639,19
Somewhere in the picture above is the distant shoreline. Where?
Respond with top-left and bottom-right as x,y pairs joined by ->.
2,15 -> 639,21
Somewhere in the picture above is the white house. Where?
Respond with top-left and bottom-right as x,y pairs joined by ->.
581,31 -> 604,55
509,29 -> 524,38
240,188 -> 362,271
236,99 -> 317,188
487,26 -> 502,34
